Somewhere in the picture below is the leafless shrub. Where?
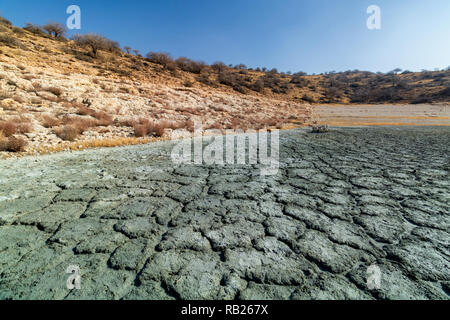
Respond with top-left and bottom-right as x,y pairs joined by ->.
73,33 -> 121,57
218,71 -> 244,87
91,110 -> 113,126
54,125 -> 79,141
0,121 -> 16,137
211,61 -> 227,73
42,22 -> 67,38
124,46 -> 132,54
74,105 -> 113,126
0,136 -> 27,152
16,122 -> 32,134
175,57 -> 206,74
41,115 -> 61,128
197,71 -> 217,87
133,118 -> 168,137
251,79 -> 265,92
147,52 -> 174,67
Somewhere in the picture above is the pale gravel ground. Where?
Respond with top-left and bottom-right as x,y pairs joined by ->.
0,126 -> 449,300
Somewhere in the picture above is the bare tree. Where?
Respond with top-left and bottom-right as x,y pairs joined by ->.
211,61 -> 226,73
124,46 -> 132,54
73,33 -> 121,57
146,52 -> 173,66
42,22 -> 67,38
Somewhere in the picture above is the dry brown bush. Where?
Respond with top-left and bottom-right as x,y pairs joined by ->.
16,122 -> 32,134
54,125 -> 79,141
61,116 -> 97,133
132,118 -> 169,137
0,136 -> 27,152
0,121 -> 16,137
152,123 -> 166,137
74,33 -> 121,57
133,124 -> 148,137
42,22 -> 67,38
176,57 -> 206,74
0,34 -> 22,48
147,52 -> 173,67
75,105 -> 113,126
91,110 -> 113,126
41,115 -> 61,128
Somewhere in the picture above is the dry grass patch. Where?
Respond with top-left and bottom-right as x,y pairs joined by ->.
34,137 -> 150,155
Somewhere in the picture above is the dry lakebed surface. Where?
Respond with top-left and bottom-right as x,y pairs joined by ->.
0,126 -> 449,300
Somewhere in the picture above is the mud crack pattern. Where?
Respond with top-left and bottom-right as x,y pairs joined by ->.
0,127 -> 449,300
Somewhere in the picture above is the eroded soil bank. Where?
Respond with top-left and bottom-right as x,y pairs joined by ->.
0,127 -> 449,300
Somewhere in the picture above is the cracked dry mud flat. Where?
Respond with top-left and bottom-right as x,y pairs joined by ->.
0,127 -> 449,300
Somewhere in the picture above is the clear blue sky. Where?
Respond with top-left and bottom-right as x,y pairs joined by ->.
1,0 -> 449,74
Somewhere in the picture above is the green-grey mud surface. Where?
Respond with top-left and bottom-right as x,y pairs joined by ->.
0,127 -> 449,300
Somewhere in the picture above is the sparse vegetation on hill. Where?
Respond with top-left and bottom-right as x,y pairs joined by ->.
0,14 -> 312,155
0,13 -> 448,155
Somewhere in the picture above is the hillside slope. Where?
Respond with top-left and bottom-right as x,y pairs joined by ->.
0,18 -> 311,156
0,15 -> 449,156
